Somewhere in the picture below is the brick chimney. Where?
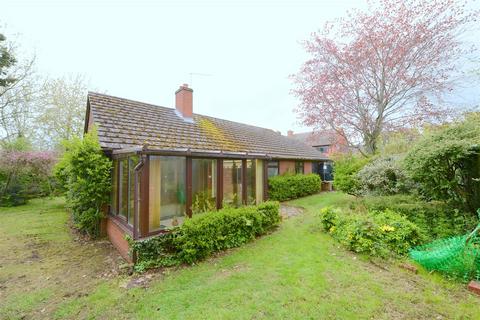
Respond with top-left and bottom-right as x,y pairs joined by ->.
175,83 -> 193,119
287,130 -> 294,137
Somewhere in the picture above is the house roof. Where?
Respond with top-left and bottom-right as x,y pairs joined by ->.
289,131 -> 337,147
86,92 -> 328,160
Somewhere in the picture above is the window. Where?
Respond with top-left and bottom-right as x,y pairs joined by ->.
295,161 -> 304,174
111,160 -> 118,214
246,159 -> 264,205
192,159 -> 217,213
223,159 -> 242,207
267,160 -> 279,178
111,156 -> 138,226
149,156 -> 186,232
128,156 -> 139,225
119,159 -> 129,220
315,145 -> 329,153
246,160 -> 256,205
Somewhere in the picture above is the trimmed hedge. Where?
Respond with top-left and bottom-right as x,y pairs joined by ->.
359,195 -> 478,241
320,207 -> 425,257
268,174 -> 321,201
129,201 -> 280,271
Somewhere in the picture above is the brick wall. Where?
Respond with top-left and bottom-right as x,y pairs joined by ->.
279,160 -> 295,175
106,217 -> 132,262
304,161 -> 312,174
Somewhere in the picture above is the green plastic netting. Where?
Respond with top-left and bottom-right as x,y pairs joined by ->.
409,210 -> 480,282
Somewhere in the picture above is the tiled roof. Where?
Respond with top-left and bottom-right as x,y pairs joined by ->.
86,92 -> 328,160
289,131 -> 337,147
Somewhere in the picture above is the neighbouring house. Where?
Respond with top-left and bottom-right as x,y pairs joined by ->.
287,130 -> 347,182
84,84 -> 328,260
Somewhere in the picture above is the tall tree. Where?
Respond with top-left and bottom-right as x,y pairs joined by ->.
0,31 -> 37,145
36,75 -> 88,149
0,33 -> 17,87
292,0 -> 478,154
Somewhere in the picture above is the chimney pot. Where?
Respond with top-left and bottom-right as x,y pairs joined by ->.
175,84 -> 193,119
287,130 -> 294,137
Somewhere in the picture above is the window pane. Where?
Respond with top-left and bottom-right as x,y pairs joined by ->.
111,160 -> 118,214
246,160 -> 256,205
267,161 -> 279,178
149,156 -> 186,232
128,156 -> 139,225
119,159 -> 128,219
295,161 -> 304,174
192,159 -> 217,214
223,159 -> 242,207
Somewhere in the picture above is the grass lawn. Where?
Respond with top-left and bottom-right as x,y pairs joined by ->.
1,193 -> 480,319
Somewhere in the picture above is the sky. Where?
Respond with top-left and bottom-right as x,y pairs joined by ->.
2,0 -> 480,135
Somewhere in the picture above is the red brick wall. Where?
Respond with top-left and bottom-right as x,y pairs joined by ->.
279,160 -> 295,175
106,217 -> 132,262
304,161 -> 312,174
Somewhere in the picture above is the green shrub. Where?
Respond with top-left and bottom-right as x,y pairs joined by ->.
404,115 -> 480,214
320,206 -> 425,257
332,154 -> 371,195
357,156 -> 413,196
359,195 -> 477,241
130,201 -> 280,270
268,174 -> 320,201
54,129 -> 112,237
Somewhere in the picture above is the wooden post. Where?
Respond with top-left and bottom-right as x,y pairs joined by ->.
217,159 -> 223,209
186,157 -> 193,218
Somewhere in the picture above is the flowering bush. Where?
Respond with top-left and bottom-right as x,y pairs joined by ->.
319,207 -> 425,257
0,150 -> 56,206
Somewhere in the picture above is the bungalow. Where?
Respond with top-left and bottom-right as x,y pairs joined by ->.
84,84 -> 328,260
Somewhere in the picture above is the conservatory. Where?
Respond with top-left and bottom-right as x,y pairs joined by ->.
109,148 -> 267,239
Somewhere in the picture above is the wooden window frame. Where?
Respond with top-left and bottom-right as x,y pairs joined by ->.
295,161 -> 304,174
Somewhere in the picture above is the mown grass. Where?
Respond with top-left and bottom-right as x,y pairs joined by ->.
1,193 -> 480,319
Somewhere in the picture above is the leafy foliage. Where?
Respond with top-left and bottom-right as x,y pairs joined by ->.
404,115 -> 480,213
332,154 -> 370,195
320,206 -> 425,257
192,191 -> 217,215
54,129 -> 112,237
359,195 -> 477,241
357,156 -> 413,196
268,173 -> 321,201
0,149 -> 56,206
129,201 -> 280,271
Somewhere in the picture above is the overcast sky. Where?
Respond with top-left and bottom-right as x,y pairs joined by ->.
2,0 -> 480,135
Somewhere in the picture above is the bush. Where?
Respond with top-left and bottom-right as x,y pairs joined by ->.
268,174 -> 321,201
359,195 -> 477,241
0,150 -> 56,206
404,115 -> 480,214
54,129 -> 112,237
332,154 -> 371,195
320,206 -> 425,257
357,156 -> 413,196
129,201 -> 280,271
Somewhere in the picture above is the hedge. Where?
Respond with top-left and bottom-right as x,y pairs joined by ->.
129,201 -> 280,271
268,174 -> 321,201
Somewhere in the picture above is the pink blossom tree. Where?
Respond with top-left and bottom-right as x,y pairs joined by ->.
292,0 -> 478,154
